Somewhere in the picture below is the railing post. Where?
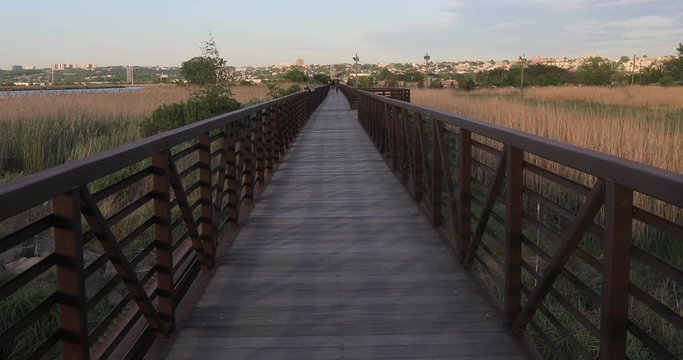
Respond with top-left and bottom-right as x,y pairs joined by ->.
255,110 -> 266,193
413,113 -> 425,202
458,129 -> 472,259
504,146 -> 523,324
198,132 -> 215,267
242,118 -> 254,204
400,109 -> 410,184
152,151 -> 175,331
53,190 -> 89,360
265,106 -> 275,175
599,180 -> 632,360
391,106 -> 400,173
431,119 -> 443,226
226,123 -> 240,230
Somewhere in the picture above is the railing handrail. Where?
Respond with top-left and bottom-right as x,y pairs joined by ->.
0,90 -> 312,220
358,89 -> 683,207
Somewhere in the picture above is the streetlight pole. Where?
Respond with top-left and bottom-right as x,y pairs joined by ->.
631,54 -> 637,86
424,52 -> 431,88
519,54 -> 526,90
352,53 -> 360,88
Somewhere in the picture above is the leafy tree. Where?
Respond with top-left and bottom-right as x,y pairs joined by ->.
266,82 -> 301,98
356,76 -> 375,88
141,33 -> 240,137
678,42 -> 683,56
282,67 -> 308,83
181,56 -> 217,85
577,57 -> 617,85
312,73 -> 331,85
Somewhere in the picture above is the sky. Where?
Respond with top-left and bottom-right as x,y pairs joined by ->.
1,0 -> 682,69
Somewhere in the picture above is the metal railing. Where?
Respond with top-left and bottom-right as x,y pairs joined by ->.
0,86 -> 329,359
351,85 -> 683,360
339,86 -> 410,109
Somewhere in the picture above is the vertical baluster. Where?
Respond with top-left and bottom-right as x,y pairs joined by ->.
391,106 -> 400,173
400,109 -> 410,184
458,129 -> 472,259
152,152 -> 174,330
53,190 -> 89,359
255,110 -> 265,194
413,113 -> 425,202
599,180 -> 632,360
226,123 -> 239,230
198,132 -> 214,267
504,146 -> 523,324
264,106 -> 275,175
431,119 -> 443,226
244,117 -> 255,204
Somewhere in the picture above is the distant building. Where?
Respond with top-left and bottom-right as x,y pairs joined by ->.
295,58 -> 305,67
11,65 -> 22,71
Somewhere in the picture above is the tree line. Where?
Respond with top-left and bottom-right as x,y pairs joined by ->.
451,43 -> 683,89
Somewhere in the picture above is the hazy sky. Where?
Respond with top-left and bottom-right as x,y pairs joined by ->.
1,0 -> 682,68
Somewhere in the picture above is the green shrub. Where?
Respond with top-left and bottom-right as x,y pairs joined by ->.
139,91 -> 240,137
266,82 -> 301,98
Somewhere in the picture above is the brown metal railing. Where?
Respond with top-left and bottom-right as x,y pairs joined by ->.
339,86 -> 410,109
0,86 -> 329,359
351,85 -> 683,360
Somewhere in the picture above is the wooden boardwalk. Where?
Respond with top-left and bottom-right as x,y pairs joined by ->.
166,92 -> 530,359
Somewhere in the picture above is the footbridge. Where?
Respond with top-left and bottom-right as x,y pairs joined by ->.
0,85 -> 681,359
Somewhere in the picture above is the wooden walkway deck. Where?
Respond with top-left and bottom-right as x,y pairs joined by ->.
165,92 -> 530,359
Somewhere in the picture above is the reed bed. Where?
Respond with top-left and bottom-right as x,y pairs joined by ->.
411,87 -> 683,175
0,85 -> 268,180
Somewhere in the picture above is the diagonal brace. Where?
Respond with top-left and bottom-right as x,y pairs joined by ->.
79,187 -> 169,339
166,155 -> 211,270
463,147 -> 508,269
512,179 -> 605,334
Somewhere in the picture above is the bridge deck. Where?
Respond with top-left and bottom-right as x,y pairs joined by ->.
166,92 -> 529,359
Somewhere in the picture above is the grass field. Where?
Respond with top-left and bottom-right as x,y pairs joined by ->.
411,86 -> 683,175
0,85 -> 268,183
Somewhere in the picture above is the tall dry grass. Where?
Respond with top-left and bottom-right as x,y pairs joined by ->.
0,85 -> 269,179
523,85 -> 683,110
411,87 -> 683,175
0,85 -> 268,122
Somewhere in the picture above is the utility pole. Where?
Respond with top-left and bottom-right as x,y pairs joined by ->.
424,52 -> 431,88
631,54 -> 636,86
352,53 -> 360,88
519,54 -> 527,90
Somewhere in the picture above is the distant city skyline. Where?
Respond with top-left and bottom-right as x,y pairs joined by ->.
1,0 -> 682,69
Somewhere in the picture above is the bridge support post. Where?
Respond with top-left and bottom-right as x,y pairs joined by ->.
53,190 -> 89,360
226,123 -> 240,230
458,129 -> 472,259
599,180 -> 632,360
413,114 -> 426,203
152,151 -> 175,332
504,146 -> 523,325
431,119 -> 443,226
198,132 -> 215,267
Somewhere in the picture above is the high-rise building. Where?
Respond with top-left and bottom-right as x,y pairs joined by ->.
295,58 -> 305,67
11,65 -> 23,71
